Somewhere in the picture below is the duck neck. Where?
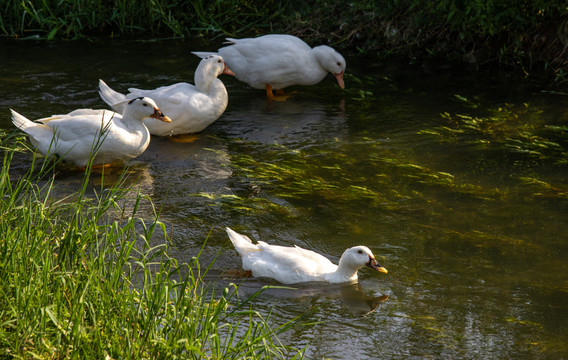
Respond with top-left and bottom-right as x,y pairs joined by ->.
209,78 -> 228,98
117,109 -> 148,135
194,64 -> 219,94
310,46 -> 332,80
312,45 -> 331,64
330,257 -> 360,283
196,74 -> 228,113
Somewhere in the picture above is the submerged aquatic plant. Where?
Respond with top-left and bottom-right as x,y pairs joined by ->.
0,142 -> 304,359
187,121 -> 566,257
190,135 -> 512,223
418,97 -> 568,164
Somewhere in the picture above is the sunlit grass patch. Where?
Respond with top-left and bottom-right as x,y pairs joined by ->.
0,142 -> 304,359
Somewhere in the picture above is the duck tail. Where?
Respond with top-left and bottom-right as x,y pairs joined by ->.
11,109 -> 53,147
225,227 -> 258,255
191,51 -> 217,59
98,79 -> 127,113
223,38 -> 242,45
10,109 -> 34,131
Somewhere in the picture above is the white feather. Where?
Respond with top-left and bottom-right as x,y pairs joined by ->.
225,227 -> 387,284
99,54 -> 229,136
193,34 -> 346,93
11,97 -> 168,167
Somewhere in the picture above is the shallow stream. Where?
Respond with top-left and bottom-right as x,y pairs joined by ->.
1,39 -> 567,359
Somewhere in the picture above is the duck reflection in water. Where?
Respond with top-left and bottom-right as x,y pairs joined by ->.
222,270 -> 389,315
339,283 -> 389,315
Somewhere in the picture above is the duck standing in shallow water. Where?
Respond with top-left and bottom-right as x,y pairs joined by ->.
225,227 -> 387,285
99,55 -> 232,136
11,97 -> 171,168
193,34 -> 346,100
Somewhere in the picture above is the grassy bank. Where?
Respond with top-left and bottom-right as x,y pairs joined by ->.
0,140 -> 303,359
1,0 -> 567,77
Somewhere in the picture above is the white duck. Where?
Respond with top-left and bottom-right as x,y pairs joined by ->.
225,227 -> 387,284
192,34 -> 346,100
11,97 -> 171,168
99,55 -> 231,136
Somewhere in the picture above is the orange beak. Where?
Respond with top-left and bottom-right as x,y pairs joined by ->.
335,71 -> 345,89
223,64 -> 235,76
151,108 -> 172,123
367,257 -> 388,274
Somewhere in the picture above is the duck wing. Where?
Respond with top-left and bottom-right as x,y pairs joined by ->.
220,35 -> 313,89
128,83 -> 196,119
37,111 -> 117,142
248,241 -> 337,284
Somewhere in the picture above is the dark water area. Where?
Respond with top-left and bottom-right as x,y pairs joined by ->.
1,38 -> 568,359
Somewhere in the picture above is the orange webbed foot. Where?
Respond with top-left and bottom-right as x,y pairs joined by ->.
169,134 -> 200,143
266,85 -> 293,101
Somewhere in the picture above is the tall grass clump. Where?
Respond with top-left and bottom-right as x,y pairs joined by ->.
0,141 -> 304,359
1,0 -> 186,39
0,0 -> 287,39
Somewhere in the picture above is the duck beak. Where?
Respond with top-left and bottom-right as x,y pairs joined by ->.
151,108 -> 172,123
335,71 -> 345,89
367,257 -> 388,274
223,64 -> 235,76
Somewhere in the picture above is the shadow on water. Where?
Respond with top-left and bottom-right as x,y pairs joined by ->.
1,38 -> 568,359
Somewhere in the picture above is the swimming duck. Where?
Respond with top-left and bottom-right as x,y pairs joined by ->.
11,97 -> 171,167
193,34 -> 346,100
99,55 -> 231,136
225,227 -> 387,284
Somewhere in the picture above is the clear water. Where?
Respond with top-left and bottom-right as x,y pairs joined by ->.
1,39 -> 567,359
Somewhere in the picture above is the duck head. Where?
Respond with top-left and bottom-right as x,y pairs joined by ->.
200,55 -> 234,78
313,45 -> 346,89
125,97 -> 171,122
339,246 -> 388,274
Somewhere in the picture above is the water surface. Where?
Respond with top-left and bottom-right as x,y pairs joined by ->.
1,39 -> 567,359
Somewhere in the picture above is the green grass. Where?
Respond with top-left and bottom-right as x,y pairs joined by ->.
0,0 -> 287,40
0,139 -> 304,359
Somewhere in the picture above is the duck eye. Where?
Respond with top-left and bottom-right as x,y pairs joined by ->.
142,103 -> 148,107
357,249 -> 363,254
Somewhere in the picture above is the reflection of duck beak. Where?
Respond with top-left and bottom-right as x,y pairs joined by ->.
223,64 -> 235,76
335,71 -> 345,89
151,108 -> 172,123
367,257 -> 388,274
340,283 -> 389,315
